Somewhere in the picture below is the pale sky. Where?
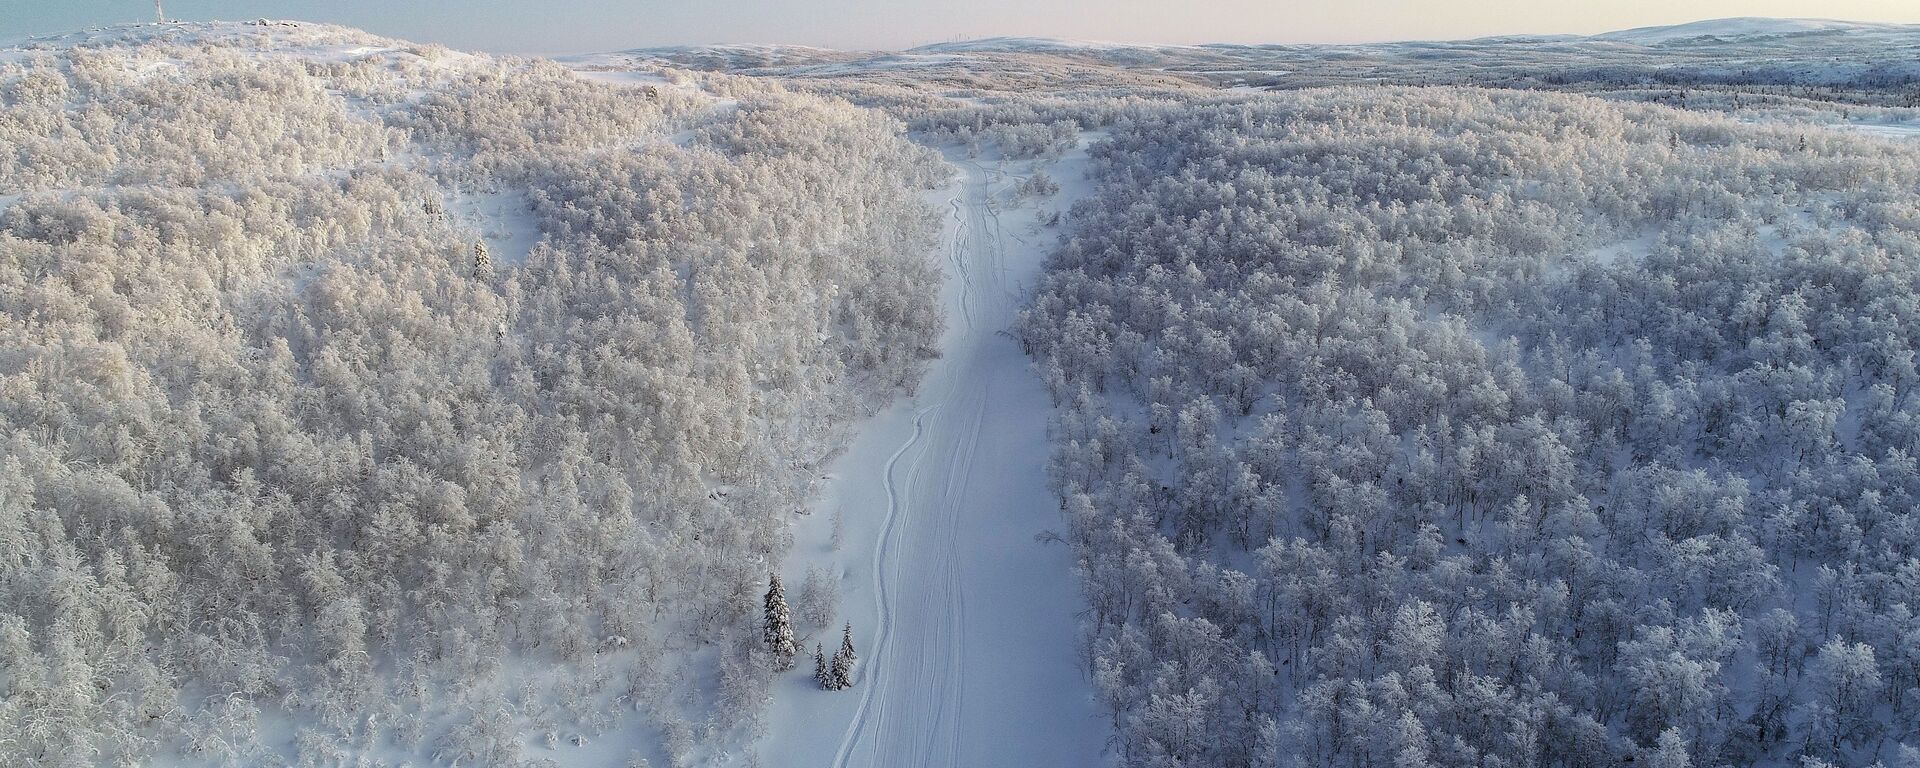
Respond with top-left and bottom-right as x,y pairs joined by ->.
3,0 -> 1917,54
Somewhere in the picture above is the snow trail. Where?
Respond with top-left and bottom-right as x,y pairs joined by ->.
762,141 -> 1104,767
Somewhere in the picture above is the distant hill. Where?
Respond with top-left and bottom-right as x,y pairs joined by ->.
590,17 -> 1920,97
1594,16 -> 1916,45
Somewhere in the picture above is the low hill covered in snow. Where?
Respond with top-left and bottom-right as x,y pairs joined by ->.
0,19 -> 946,766
607,17 -> 1920,104
1595,17 -> 1917,45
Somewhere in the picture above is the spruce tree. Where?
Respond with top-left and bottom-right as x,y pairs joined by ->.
830,623 -> 857,689
472,241 -> 491,277
813,643 -> 832,689
763,573 -> 798,671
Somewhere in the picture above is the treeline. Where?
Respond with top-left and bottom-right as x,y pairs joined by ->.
1018,88 -> 1920,767
0,23 -> 942,766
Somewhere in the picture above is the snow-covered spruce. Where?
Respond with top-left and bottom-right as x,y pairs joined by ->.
828,623 -> 859,690
764,573 -> 799,671
814,643 -> 834,689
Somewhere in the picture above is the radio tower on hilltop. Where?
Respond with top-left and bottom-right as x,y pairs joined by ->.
155,0 -> 165,23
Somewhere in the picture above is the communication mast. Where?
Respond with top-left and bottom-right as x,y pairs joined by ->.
155,0 -> 165,23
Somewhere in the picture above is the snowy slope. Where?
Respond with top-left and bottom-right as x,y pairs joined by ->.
1,21 -> 936,766
3,19 -> 475,68
760,140 -> 1106,766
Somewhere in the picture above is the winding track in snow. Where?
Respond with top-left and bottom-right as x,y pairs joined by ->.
831,403 -> 930,766
762,143 -> 1105,768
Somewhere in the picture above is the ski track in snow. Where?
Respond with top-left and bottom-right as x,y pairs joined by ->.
830,404 -> 929,767
762,141 -> 1105,767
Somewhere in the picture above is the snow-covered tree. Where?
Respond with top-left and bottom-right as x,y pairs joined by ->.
797,566 -> 838,631
1014,87 -> 1920,768
764,573 -> 798,671
830,624 -> 858,690
814,644 -> 833,690
1801,638 -> 1885,753
1642,728 -> 1691,768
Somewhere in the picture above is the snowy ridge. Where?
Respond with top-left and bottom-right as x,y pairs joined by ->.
0,19 -> 489,85
908,36 -> 1199,54
1594,17 -> 1917,45
598,16 -> 1920,96
8,20 -> 413,59
563,43 -> 863,72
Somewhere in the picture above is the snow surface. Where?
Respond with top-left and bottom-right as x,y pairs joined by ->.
760,140 -> 1106,766
1583,229 -> 1660,268
446,189 -> 540,267
1836,122 -> 1920,140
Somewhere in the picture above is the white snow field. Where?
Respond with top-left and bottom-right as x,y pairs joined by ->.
761,141 -> 1105,767
1838,121 -> 1920,140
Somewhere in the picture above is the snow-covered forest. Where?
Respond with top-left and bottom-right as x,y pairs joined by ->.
1018,89 -> 1920,767
0,22 -> 943,766
10,12 -> 1920,768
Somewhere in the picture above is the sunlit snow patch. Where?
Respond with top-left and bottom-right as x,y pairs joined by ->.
447,189 -> 541,267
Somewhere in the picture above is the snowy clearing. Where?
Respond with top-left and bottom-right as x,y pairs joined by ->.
760,138 -> 1106,767
445,189 -> 540,267
1835,122 -> 1920,140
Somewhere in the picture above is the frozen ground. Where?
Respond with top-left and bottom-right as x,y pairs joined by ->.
760,139 -> 1106,767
